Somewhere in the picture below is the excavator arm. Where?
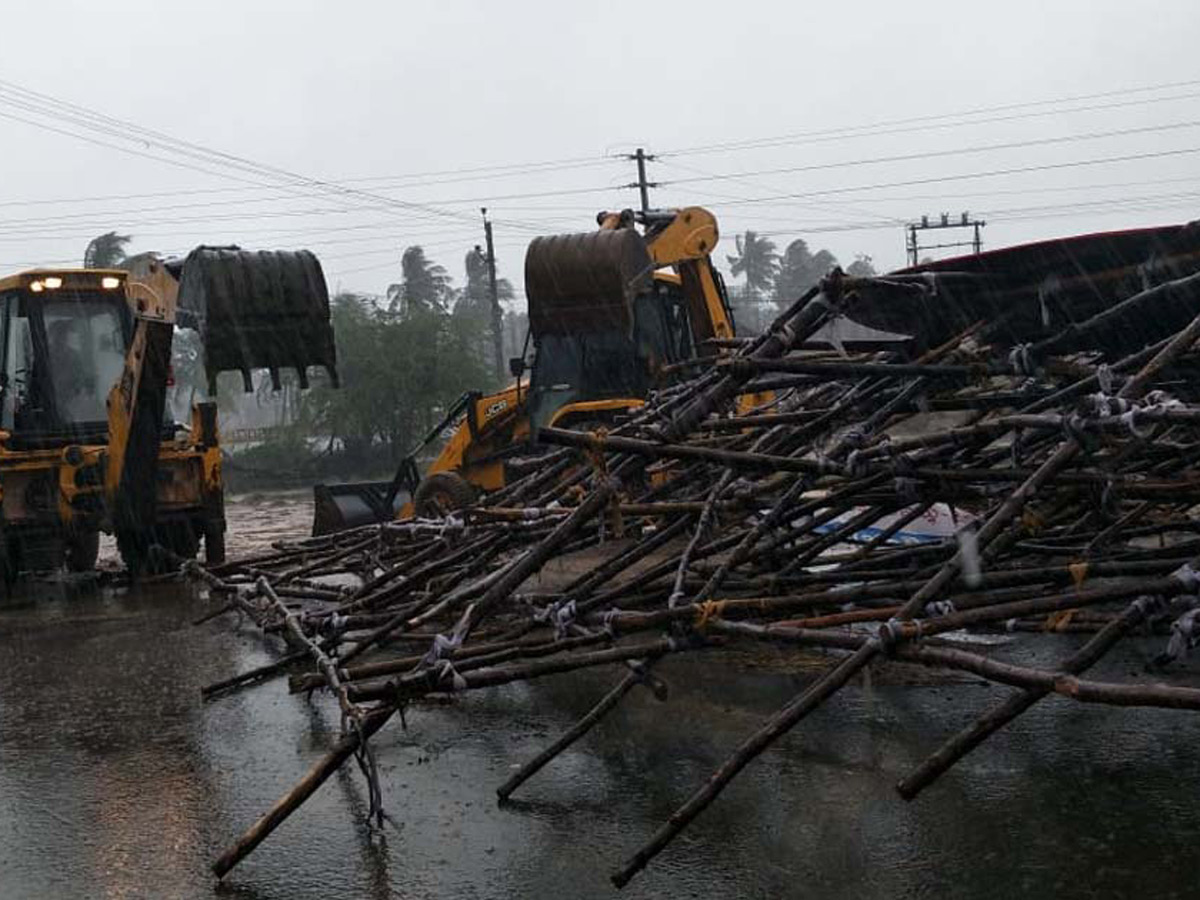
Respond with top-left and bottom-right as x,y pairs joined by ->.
640,206 -> 735,348
110,248 -> 337,566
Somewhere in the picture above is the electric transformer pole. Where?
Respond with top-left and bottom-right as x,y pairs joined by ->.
905,212 -> 986,267
481,207 -> 504,382
624,147 -> 659,213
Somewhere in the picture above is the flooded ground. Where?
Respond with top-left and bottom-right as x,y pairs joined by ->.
3,492 -> 1200,899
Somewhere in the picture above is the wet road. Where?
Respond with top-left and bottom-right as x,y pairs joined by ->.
3,493 -> 1200,898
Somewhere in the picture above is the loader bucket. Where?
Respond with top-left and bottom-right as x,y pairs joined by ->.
525,228 -> 654,337
312,481 -> 409,536
176,247 -> 339,393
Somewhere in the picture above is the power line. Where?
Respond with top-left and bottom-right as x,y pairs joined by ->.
6,116 -> 1195,232
658,76 -> 1200,157
706,145 -> 1200,208
661,119 -> 1200,186
0,79 -> 485,227
0,157 -> 620,210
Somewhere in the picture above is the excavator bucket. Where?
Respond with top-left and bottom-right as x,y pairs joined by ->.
312,481 -> 409,535
176,247 -> 339,393
312,453 -> 421,535
524,228 -> 654,336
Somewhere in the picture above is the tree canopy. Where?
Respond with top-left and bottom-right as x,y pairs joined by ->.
83,231 -> 132,268
726,230 -> 779,300
387,245 -> 453,315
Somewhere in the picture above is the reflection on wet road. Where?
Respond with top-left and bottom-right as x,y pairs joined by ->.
2,492 -> 1200,899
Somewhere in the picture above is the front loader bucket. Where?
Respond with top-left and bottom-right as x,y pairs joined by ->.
176,247 -> 339,393
312,481 -> 409,536
525,228 -> 654,337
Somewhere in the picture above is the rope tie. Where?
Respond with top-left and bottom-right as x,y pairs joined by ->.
552,599 -> 577,640
1171,563 -> 1200,593
694,599 -> 726,631
1061,412 -> 1090,445
1165,607 -> 1200,663
438,514 -> 465,544
1119,408 -> 1155,439
433,659 -> 469,691
877,618 -> 905,655
927,600 -> 956,618
846,449 -> 868,479
843,427 -> 868,450
814,453 -> 838,475
1132,594 -> 1169,619
1008,343 -> 1036,377
600,607 -> 622,637
1067,561 -> 1090,591
418,615 -> 470,669
321,612 -> 348,639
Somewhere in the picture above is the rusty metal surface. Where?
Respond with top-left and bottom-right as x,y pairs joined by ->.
847,221 -> 1200,351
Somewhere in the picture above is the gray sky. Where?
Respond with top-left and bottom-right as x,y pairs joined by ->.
4,0 -> 1200,306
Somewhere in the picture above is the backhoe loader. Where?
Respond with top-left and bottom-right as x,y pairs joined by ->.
0,248 -> 337,584
312,206 -> 737,534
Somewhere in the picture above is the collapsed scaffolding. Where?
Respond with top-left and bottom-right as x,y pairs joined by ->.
195,221 -> 1200,887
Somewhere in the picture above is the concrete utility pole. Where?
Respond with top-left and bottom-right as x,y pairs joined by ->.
905,212 -> 986,267
624,147 -> 658,213
481,207 -> 504,381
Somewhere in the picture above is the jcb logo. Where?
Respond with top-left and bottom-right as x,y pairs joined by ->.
484,399 -> 508,419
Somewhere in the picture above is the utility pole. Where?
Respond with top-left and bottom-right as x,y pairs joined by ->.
481,207 -> 504,382
623,147 -> 658,213
905,211 -> 987,267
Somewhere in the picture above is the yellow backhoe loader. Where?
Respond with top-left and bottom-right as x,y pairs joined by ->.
312,206 -> 737,534
0,248 -> 336,584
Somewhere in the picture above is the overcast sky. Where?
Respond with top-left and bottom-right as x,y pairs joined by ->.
4,0 -> 1200,306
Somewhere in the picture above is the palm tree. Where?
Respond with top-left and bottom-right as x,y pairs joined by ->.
726,230 -> 778,333
386,245 -> 453,316
83,231 -> 132,268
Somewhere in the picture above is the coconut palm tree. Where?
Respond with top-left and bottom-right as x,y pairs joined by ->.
386,245 -> 453,316
83,231 -> 132,268
726,231 -> 779,333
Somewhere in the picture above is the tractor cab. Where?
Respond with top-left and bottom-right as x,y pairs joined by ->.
522,227 -> 700,431
0,271 -> 132,448
524,273 -> 694,430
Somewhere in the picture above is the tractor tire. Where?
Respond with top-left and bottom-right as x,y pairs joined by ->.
116,528 -> 151,577
119,521 -> 200,576
0,539 -> 17,600
64,529 -> 100,573
204,520 -> 226,566
413,472 -> 476,518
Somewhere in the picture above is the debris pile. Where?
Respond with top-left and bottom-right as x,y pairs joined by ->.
196,243 -> 1200,887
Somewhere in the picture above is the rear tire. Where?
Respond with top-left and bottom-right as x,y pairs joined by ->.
413,472 -> 476,518
64,529 -> 100,573
0,539 -> 17,600
118,521 -> 200,576
204,520 -> 226,566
